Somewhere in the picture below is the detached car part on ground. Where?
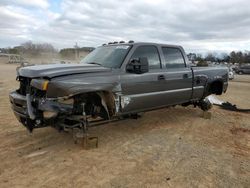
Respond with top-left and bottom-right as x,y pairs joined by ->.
208,95 -> 250,113
9,42 -> 229,135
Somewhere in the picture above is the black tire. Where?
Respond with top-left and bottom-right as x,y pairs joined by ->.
238,71 -> 243,75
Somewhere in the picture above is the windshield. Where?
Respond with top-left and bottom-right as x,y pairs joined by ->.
81,45 -> 131,68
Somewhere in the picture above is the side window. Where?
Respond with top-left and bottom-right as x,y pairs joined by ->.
162,47 -> 186,68
131,46 -> 161,69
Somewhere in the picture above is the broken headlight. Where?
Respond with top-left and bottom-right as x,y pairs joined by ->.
31,79 -> 49,91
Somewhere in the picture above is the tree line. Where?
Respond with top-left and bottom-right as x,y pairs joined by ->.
0,41 -> 94,58
0,41 -> 57,56
187,51 -> 250,65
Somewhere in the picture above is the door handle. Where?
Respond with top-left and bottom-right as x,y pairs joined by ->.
183,74 -> 188,79
158,75 -> 165,80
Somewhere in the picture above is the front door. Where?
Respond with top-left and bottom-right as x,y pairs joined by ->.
120,45 -> 167,113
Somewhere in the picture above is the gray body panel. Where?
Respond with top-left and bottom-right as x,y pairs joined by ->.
46,71 -> 121,98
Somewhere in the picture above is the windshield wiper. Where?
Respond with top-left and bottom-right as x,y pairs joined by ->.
87,62 -> 103,66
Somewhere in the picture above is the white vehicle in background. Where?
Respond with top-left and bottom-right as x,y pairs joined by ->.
228,67 -> 234,80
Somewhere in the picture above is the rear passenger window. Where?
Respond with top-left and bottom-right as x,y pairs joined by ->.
131,46 -> 161,69
162,47 -> 186,68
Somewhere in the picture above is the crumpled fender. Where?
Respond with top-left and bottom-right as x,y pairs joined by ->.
46,74 -> 121,98
47,82 -> 121,98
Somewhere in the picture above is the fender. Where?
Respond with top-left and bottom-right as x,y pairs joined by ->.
46,74 -> 121,98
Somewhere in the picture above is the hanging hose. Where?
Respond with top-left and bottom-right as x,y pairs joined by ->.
207,95 -> 250,113
214,102 -> 250,113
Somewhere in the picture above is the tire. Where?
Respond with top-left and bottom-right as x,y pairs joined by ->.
238,71 -> 243,75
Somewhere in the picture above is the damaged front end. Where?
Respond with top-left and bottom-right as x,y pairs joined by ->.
9,76 -> 118,133
9,77 -> 75,132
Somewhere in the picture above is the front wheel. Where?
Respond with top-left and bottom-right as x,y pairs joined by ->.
238,71 -> 243,75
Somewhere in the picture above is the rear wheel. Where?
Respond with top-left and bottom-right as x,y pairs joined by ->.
238,71 -> 243,75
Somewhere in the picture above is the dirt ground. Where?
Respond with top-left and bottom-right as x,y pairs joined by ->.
0,63 -> 249,188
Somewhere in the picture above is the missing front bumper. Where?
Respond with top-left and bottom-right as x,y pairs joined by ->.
9,91 -> 73,132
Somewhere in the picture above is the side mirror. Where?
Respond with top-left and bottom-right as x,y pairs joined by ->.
126,57 -> 149,74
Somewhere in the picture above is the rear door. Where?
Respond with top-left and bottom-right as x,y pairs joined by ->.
160,47 -> 193,105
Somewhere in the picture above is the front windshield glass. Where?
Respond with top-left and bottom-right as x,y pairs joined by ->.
81,45 -> 131,68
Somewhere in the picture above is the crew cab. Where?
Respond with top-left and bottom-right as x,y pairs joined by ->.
9,42 -> 229,132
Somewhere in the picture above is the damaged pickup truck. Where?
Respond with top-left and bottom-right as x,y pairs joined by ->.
10,42 -> 228,133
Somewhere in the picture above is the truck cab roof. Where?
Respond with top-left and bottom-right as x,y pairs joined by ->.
102,42 -> 183,49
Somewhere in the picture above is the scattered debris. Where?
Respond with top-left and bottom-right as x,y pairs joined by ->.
216,102 -> 250,113
25,150 -> 48,158
207,95 -> 223,105
207,95 -> 250,113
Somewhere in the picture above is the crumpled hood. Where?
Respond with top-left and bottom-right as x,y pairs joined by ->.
18,63 -> 111,78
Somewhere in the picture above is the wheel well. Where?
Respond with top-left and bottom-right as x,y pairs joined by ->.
96,91 -> 116,117
73,91 -> 115,119
209,80 -> 223,95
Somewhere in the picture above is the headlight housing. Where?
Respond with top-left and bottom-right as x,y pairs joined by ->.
31,79 -> 49,91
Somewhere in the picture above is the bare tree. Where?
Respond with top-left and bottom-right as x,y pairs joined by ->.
20,41 -> 57,56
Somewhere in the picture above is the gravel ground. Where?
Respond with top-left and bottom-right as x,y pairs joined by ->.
0,64 -> 249,188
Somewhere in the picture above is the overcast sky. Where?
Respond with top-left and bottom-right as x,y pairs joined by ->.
0,0 -> 250,53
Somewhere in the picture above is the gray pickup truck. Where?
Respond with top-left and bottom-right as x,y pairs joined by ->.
10,42 -> 228,132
